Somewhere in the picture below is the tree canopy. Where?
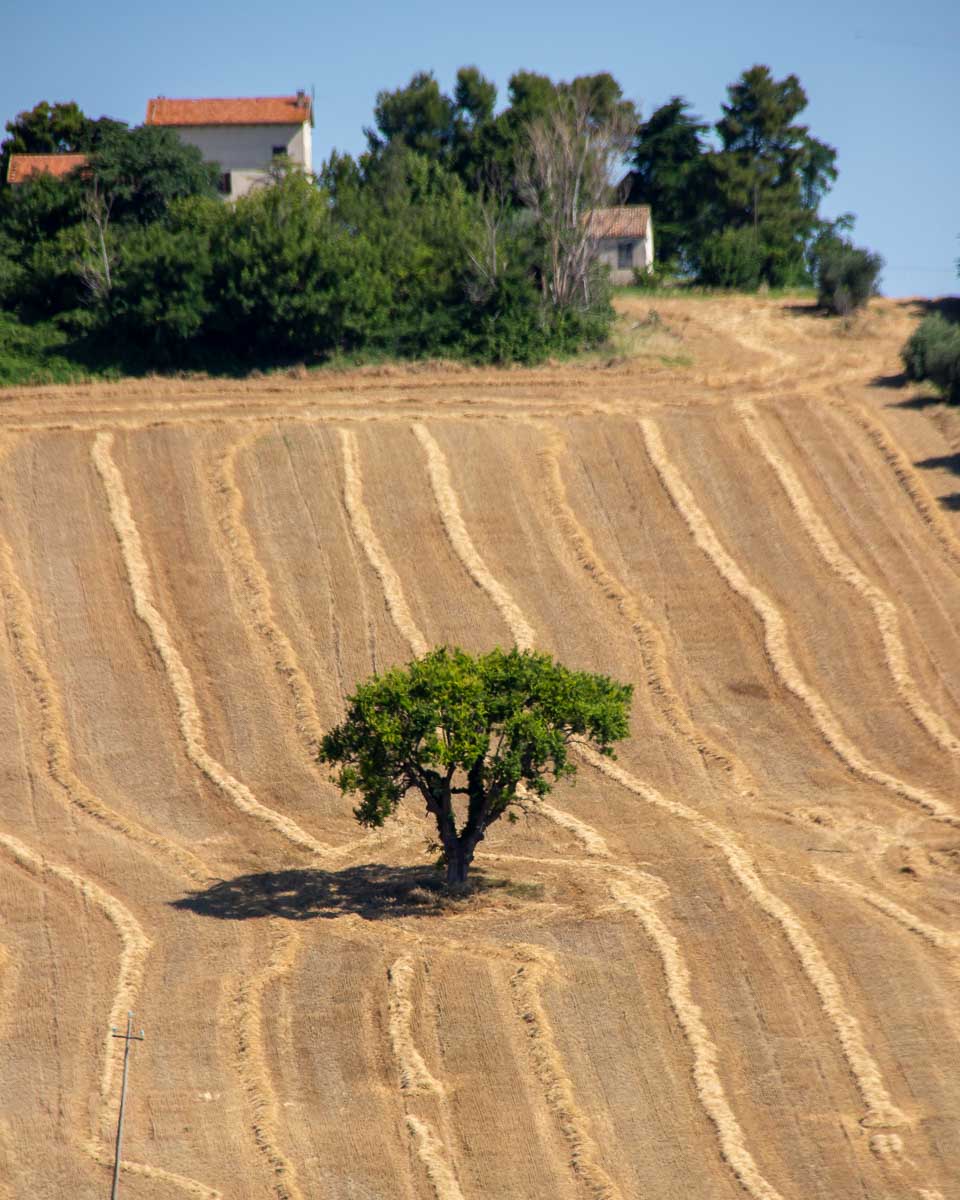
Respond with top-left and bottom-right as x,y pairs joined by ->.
320,646 -> 633,885
0,99 -> 124,187
624,97 -> 711,266
629,65 -> 841,286
0,64 -> 859,384
88,124 -> 218,225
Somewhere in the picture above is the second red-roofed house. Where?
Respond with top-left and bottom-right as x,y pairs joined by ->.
145,92 -> 313,199
6,153 -> 88,185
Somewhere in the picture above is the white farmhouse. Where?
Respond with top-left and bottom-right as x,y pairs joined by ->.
145,93 -> 313,199
584,205 -> 654,284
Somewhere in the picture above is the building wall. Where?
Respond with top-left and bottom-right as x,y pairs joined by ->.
590,225 -> 655,285
166,122 -> 311,198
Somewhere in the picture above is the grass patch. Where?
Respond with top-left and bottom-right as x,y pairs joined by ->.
613,283 -> 817,301
0,311 -> 105,387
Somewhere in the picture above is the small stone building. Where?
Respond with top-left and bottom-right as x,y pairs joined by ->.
145,93 -> 313,200
585,205 -> 654,284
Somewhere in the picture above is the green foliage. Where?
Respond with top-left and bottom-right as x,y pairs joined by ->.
462,269 -> 613,363
207,170 -> 388,359
696,226 -> 766,290
0,309 -> 99,385
368,71 -> 459,158
625,97 -> 711,266
365,67 -> 635,194
89,125 -> 219,225
101,197 -> 220,363
712,66 -> 835,236
1,100 -> 123,187
321,646 -> 632,884
902,314 -> 960,402
625,66 -> 838,287
812,237 -> 883,314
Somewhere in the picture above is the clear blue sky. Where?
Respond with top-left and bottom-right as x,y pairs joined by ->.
5,0 -> 958,297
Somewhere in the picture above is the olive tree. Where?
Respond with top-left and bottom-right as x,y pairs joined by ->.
320,646 -> 632,886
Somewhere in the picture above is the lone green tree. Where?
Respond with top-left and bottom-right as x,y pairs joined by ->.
320,646 -> 632,886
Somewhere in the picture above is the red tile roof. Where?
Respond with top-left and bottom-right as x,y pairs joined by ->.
7,153 -> 88,184
145,95 -> 310,127
584,205 -> 651,239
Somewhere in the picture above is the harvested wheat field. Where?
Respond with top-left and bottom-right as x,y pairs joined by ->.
1,293 -> 959,1200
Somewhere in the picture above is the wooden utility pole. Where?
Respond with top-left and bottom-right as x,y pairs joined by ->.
110,1012 -> 145,1200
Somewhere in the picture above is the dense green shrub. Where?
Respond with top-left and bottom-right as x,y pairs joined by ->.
0,310 -> 95,385
813,238 -> 883,314
696,227 -> 765,290
88,125 -> 219,225
103,205 -> 217,363
206,172 -> 389,360
902,313 -> 960,402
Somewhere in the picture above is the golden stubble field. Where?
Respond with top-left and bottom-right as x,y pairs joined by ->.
1,293 -> 959,1200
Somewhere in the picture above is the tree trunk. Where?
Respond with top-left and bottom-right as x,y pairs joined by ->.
444,839 -> 475,888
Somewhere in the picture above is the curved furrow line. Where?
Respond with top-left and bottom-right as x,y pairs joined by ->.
536,422 -> 756,793
409,423 -> 603,859
388,954 -> 444,1096
579,743 -> 907,1147
341,429 -> 608,1194
827,396 -> 960,571
534,800 -> 612,857
405,1116 -> 466,1200
738,400 -> 960,757
346,424 -> 604,864
213,435 -> 327,759
639,417 -> 959,828
411,423 -> 536,650
0,530 -> 212,884
226,923 -> 305,1200
340,429 -> 429,658
2,399 -> 645,438
610,875 -> 787,1200
0,934 -> 16,1042
385,954 -> 464,1200
85,1154 -> 222,1199
91,431 -> 331,860
813,866 -> 960,958
6,830 -> 148,1120
413,421 -> 912,1149
0,832 -> 221,1198
213,433 -> 401,858
509,945 -> 624,1200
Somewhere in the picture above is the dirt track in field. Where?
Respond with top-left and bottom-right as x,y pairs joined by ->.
1,293 -> 959,1200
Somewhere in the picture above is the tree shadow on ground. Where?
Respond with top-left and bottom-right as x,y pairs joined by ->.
171,863 -> 478,921
912,451 -> 960,511
888,393 -> 946,410
781,302 -> 825,317
914,453 -> 960,477
871,371 -> 907,389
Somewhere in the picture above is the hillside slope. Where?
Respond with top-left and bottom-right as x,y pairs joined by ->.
1,294 -> 958,1200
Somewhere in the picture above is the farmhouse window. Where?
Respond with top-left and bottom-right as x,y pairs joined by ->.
272,144 -> 287,157
617,241 -> 634,269
217,171 -> 232,195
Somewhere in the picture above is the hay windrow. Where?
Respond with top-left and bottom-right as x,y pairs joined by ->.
739,400 -> 960,757
92,431 -> 333,859
638,416 -> 959,828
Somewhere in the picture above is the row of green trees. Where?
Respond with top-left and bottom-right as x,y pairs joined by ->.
625,68 -> 881,296
0,65 -> 876,376
0,81 -> 635,373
